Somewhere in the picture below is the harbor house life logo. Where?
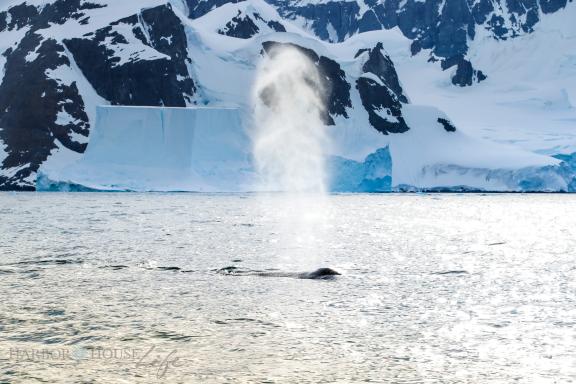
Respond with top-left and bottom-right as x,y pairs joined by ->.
8,345 -> 185,379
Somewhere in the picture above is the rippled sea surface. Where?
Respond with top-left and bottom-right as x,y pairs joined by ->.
1,193 -> 575,383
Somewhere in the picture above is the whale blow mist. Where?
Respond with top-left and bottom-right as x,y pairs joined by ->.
252,45 -> 332,268
252,45 -> 329,193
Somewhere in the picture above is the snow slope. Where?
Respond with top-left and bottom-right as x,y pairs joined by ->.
387,5 -> 576,156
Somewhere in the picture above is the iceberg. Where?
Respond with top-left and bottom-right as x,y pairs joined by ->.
328,148 -> 393,193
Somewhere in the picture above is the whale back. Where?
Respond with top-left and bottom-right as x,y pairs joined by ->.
217,266 -> 341,280
301,268 -> 341,279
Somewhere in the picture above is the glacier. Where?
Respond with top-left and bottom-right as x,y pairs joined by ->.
37,105 -> 576,193
38,106 -> 254,192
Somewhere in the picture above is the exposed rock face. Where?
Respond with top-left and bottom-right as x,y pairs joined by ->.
437,118 -> 457,132
355,43 -> 409,135
219,10 -> 260,38
65,4 -> 195,106
441,55 -> 487,86
263,0 -> 571,51
189,0 -> 573,86
189,0 -> 244,19
0,0 -> 102,190
218,10 -> 286,39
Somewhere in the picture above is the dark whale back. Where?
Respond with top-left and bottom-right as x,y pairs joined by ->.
299,268 -> 341,279
217,266 -> 341,280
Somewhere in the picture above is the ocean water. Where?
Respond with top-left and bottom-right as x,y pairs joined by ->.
0,193 -> 575,383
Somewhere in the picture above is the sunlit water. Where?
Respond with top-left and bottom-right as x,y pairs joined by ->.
1,193 -> 575,383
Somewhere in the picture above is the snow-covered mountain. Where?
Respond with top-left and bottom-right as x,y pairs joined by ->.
190,0 -> 573,85
0,0 -> 575,191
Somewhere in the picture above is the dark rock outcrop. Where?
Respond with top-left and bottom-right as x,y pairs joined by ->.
189,0 -> 245,19
0,0 -> 96,190
219,10 -> 260,38
437,118 -> 457,132
218,10 -> 286,39
355,43 -> 409,135
441,55 -> 487,86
